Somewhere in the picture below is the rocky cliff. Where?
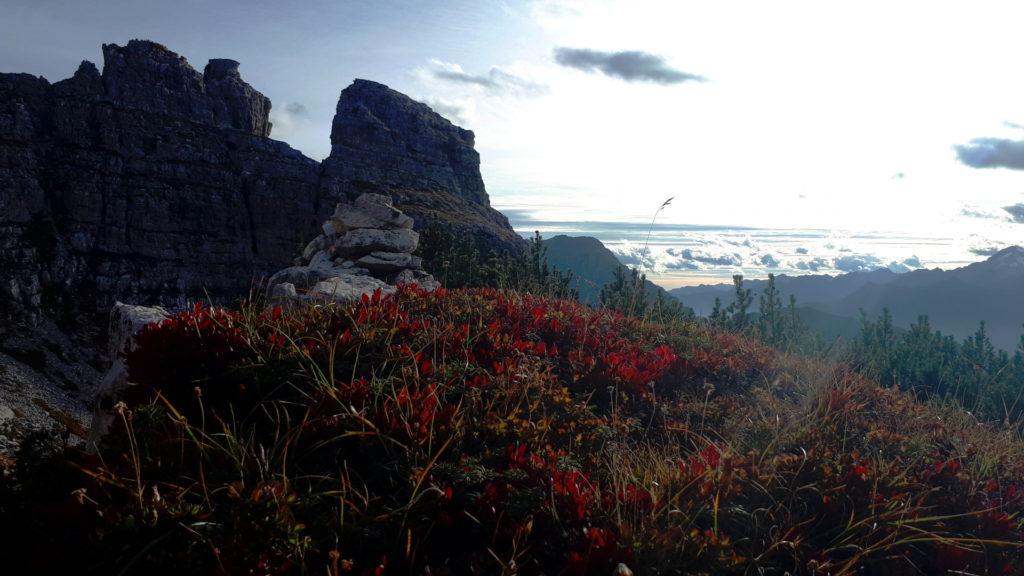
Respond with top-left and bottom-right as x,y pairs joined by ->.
1,40 -> 320,326
0,40 -> 521,435
1,40 -> 519,321
320,79 -> 521,250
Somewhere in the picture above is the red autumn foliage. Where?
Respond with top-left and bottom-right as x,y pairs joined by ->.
5,286 -> 1024,575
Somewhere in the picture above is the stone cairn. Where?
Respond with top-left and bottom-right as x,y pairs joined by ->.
267,193 -> 440,304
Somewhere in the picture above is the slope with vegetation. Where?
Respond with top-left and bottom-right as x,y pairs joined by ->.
705,273 -> 1024,428
3,281 -> 1024,574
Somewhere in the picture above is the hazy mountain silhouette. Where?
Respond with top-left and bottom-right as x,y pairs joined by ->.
542,235 -> 671,305
671,246 -> 1024,350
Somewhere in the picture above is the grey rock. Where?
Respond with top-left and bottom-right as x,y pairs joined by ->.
351,193 -> 415,229
393,269 -> 440,291
268,265 -> 364,291
308,249 -> 334,269
108,302 -> 168,361
86,301 -> 168,445
415,274 -> 441,292
322,218 -> 348,236
310,275 -> 395,304
357,251 -> 422,273
269,282 -> 297,300
302,235 -> 330,260
334,228 -> 419,257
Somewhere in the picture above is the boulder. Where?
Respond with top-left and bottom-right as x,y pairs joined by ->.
88,301 -> 169,448
334,228 -> 419,257
309,249 -> 334,269
310,276 -> 396,304
394,269 -> 441,291
268,265 -> 366,291
108,302 -> 168,361
302,235 -> 330,260
351,193 -> 415,229
357,251 -> 422,273
269,282 -> 297,301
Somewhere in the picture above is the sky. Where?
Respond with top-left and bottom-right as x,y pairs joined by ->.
4,0 -> 1024,287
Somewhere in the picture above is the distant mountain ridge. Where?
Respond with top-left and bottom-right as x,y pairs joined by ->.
541,235 -> 672,305
670,246 -> 1024,350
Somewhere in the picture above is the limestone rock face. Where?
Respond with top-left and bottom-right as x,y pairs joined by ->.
319,80 -> 522,252
326,80 -> 487,204
101,41 -> 272,136
204,59 -> 273,137
0,40 -> 319,326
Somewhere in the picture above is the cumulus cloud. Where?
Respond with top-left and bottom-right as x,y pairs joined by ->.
420,96 -> 474,125
269,101 -> 311,137
553,47 -> 705,84
833,254 -> 885,273
795,247 -> 809,255
955,138 -> 1024,170
427,60 -> 547,96
795,258 -> 831,272
665,247 -> 742,267
1004,203 -> 1024,223
970,245 -> 1004,257
961,205 -> 1007,220
886,256 -> 923,273
759,253 -> 779,267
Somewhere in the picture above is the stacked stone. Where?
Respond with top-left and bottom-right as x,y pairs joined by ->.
267,193 -> 439,304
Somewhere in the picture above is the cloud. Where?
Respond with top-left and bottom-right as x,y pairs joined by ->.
795,258 -> 831,272
954,138 -> 1024,170
427,60 -> 547,96
1004,203 -> 1024,223
886,256 -> 923,273
665,247 -> 742,267
795,247 -> 809,255
269,101 -> 311,137
833,254 -> 885,273
420,96 -> 474,125
759,253 -> 779,267
553,47 -> 705,84
970,245 -> 1004,257
961,205 -> 1007,220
